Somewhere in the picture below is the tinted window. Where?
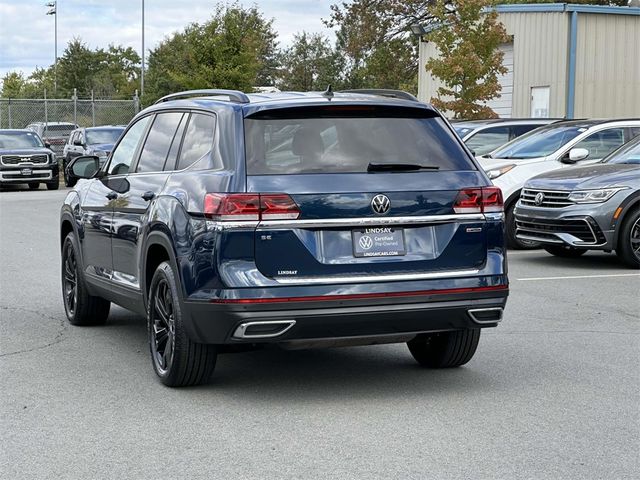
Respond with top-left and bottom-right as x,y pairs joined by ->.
0,131 -> 44,148
108,116 -> 151,175
136,113 -> 184,173
466,126 -> 510,156
490,125 -> 585,159
511,124 -> 540,137
86,128 -> 125,145
176,113 -> 215,170
604,136 -> 640,165
573,128 -> 626,160
164,114 -> 188,171
245,109 -> 474,175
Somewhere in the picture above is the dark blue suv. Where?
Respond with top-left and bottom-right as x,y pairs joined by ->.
60,89 -> 509,387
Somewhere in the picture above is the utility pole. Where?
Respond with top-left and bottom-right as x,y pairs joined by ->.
141,0 -> 145,97
46,1 -> 57,94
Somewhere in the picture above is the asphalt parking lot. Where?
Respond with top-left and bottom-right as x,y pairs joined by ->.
1,186 -> 638,479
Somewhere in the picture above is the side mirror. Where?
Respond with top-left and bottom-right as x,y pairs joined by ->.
73,139 -> 84,146
565,147 -> 590,163
44,142 -> 51,148
70,155 -> 100,179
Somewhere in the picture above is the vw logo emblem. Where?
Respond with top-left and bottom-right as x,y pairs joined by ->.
358,235 -> 373,250
534,192 -> 545,206
371,194 -> 390,215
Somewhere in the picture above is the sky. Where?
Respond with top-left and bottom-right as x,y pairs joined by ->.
0,0 -> 335,80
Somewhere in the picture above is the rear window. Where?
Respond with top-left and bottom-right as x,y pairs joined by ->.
245,107 -> 474,175
45,125 -> 76,133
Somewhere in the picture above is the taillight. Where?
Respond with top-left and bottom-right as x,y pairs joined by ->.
204,193 -> 300,221
453,187 -> 503,214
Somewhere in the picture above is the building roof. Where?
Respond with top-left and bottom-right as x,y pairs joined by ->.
495,3 -> 640,16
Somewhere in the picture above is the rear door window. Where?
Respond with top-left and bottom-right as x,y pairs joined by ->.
245,107 -> 475,174
136,112 -> 184,173
176,113 -> 216,170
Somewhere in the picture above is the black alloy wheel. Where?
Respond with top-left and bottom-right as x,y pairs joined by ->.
150,278 -> 176,376
62,240 -> 78,317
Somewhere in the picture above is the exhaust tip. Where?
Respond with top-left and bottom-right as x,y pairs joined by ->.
468,307 -> 504,324
233,320 -> 296,339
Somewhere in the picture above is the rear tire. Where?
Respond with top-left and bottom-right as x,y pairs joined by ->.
407,329 -> 481,368
616,208 -> 640,268
61,232 -> 110,326
28,182 -> 39,190
148,262 -> 217,387
506,202 -> 539,249
544,245 -> 587,258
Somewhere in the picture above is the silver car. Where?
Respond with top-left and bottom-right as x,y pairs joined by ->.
514,135 -> 640,267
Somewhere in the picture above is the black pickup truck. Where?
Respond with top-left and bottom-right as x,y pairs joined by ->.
0,129 -> 59,190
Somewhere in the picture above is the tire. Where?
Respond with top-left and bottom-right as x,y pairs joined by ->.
61,232 -> 110,326
506,202 -> 540,249
28,182 -> 39,190
64,156 -> 72,187
544,245 -> 587,258
616,208 -> 640,268
148,262 -> 217,387
407,329 -> 481,368
46,180 -> 59,190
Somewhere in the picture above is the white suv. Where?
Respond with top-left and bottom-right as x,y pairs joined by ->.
478,119 -> 640,248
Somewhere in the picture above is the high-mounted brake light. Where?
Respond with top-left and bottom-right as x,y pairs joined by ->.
453,187 -> 503,214
204,193 -> 300,221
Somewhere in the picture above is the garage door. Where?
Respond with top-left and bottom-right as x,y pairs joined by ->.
486,42 -> 514,118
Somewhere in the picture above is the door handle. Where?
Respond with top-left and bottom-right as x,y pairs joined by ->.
141,191 -> 155,202
106,191 -> 118,200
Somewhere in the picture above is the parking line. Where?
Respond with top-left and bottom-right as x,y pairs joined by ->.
518,273 -> 640,281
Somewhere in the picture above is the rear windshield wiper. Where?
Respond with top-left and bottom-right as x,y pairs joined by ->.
367,162 -> 440,172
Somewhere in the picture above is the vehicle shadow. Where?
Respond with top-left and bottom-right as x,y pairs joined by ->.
514,250 -> 630,271
106,307 -> 514,401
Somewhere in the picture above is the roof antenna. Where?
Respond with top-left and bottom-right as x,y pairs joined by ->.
322,84 -> 334,99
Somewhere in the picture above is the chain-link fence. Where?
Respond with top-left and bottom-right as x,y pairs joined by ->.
0,92 -> 140,131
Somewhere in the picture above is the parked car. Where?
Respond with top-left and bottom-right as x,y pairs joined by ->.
60,88 -> 509,387
514,135 -> 640,267
0,129 -> 59,190
478,119 -> 640,248
63,126 -> 125,187
26,122 -> 78,159
452,118 -> 561,156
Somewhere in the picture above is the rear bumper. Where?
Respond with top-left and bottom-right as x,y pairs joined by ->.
181,286 -> 509,344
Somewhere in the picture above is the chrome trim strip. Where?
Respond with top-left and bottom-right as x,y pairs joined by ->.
232,320 -> 296,339
0,170 -> 53,181
468,307 -> 504,324
273,268 -> 481,285
258,213 -> 486,229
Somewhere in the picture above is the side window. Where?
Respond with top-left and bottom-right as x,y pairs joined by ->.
466,126 -> 511,156
510,125 -> 538,138
176,113 -> 216,171
628,127 -> 640,140
136,112 -> 184,173
572,128 -> 626,160
163,114 -> 188,171
78,131 -> 84,145
107,116 -> 151,175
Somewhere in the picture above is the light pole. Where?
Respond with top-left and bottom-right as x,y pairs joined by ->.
141,0 -> 145,97
46,1 -> 57,94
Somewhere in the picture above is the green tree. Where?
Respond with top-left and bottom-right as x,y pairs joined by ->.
277,32 -> 343,91
145,3 -> 277,104
426,0 -> 509,119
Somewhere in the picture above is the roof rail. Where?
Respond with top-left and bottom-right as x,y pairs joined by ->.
338,89 -> 419,102
154,89 -> 250,105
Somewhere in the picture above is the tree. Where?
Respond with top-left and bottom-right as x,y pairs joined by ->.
425,0 -> 509,119
277,32 -> 343,91
145,4 -> 277,104
326,1 -> 431,92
